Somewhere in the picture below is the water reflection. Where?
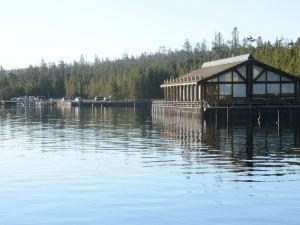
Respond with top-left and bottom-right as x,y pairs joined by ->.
0,106 -> 153,156
0,105 -> 151,129
1,105 -> 300,183
152,114 -> 300,181
1,106 -> 300,225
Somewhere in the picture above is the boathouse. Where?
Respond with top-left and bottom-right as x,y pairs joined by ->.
153,54 -> 300,118
160,54 -> 300,104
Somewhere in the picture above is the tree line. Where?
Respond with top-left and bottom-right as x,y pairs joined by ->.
0,27 -> 300,100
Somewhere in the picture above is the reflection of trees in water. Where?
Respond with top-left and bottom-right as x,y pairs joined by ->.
152,114 -> 300,169
1,106 -> 65,127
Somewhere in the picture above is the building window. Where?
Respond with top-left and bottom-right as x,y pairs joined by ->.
219,72 -> 232,82
219,84 -> 232,95
267,71 -> 280,81
233,71 -> 244,82
281,83 -> 295,98
253,84 -> 266,99
233,84 -> 246,97
205,84 -> 218,103
267,84 -> 280,94
256,72 -> 266,81
253,65 -> 264,80
253,84 -> 265,95
281,83 -> 294,93
282,76 -> 292,81
236,65 -> 246,79
267,84 -> 280,98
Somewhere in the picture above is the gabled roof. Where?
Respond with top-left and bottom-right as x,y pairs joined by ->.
161,54 -> 299,87
180,60 -> 246,81
161,54 -> 251,86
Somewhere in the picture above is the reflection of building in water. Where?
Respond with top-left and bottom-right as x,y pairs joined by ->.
153,114 -> 300,167
153,113 -> 205,151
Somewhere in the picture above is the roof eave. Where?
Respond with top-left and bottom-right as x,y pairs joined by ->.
160,81 -> 198,88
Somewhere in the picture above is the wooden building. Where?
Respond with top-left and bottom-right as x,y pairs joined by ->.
160,54 -> 300,106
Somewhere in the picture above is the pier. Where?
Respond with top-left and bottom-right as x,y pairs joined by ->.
1,98 -> 152,108
152,100 -> 300,121
57,99 -> 152,108
0,100 -> 18,106
152,101 -> 205,118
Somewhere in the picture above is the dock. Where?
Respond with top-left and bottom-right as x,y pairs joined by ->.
152,100 -> 300,120
57,99 -> 152,108
0,100 -> 18,106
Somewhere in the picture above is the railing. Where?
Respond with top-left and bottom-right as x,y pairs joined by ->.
211,99 -> 300,108
152,100 -> 300,109
152,100 -> 208,109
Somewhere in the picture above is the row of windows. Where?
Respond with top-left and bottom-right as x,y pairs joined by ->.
204,64 -> 295,100
254,67 -> 292,82
205,83 -> 295,99
219,84 -> 246,97
205,84 -> 246,99
207,70 -> 245,83
253,83 -> 294,94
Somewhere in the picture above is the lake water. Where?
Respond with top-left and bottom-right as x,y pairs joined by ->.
0,106 -> 299,225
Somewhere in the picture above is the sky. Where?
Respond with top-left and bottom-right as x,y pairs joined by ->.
0,0 -> 299,69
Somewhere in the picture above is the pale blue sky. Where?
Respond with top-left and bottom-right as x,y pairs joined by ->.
0,0 -> 299,69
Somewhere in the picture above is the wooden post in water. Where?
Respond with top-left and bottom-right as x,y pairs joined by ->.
226,106 -> 229,124
257,108 -> 261,127
276,109 -> 280,134
276,109 -> 280,126
215,109 -> 218,131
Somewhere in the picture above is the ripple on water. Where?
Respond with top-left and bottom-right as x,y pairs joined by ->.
0,107 -> 300,225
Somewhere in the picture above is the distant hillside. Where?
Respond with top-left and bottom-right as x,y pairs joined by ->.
1,28 -> 300,100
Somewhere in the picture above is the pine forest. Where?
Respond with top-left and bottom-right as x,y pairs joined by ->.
1,28 -> 300,100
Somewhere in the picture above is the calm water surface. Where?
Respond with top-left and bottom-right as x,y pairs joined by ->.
0,106 -> 299,225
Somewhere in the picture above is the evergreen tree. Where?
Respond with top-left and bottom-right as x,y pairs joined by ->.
0,28 -> 299,100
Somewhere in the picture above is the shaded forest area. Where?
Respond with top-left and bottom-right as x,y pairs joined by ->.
1,28 -> 300,100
